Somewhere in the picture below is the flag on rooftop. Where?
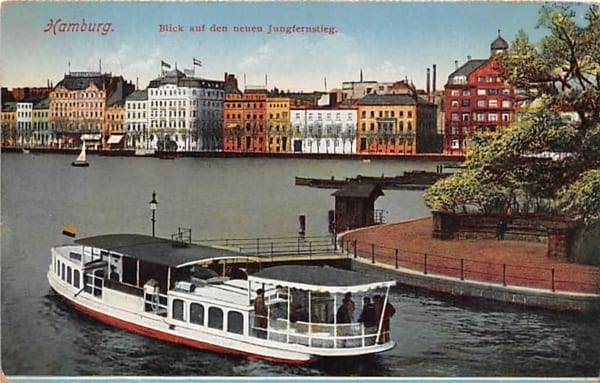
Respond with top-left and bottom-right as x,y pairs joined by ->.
193,58 -> 202,67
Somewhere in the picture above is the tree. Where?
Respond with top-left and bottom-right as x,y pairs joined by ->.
426,4 -> 600,223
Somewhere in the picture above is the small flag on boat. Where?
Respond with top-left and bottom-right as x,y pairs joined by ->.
62,224 -> 77,237
161,60 -> 171,69
193,58 -> 202,67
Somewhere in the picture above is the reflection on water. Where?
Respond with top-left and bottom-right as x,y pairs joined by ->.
2,153 -> 600,377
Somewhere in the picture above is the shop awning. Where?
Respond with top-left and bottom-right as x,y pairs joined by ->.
81,134 -> 101,141
107,135 -> 124,144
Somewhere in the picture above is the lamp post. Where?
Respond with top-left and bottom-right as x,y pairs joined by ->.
149,191 -> 158,237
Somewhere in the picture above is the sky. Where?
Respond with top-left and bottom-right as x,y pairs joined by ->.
0,1 -> 594,92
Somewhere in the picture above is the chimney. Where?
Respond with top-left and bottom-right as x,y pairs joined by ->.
454,60 -> 459,70
360,69 -> 363,82
432,64 -> 437,93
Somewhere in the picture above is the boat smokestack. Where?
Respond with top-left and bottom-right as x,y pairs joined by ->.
426,68 -> 431,95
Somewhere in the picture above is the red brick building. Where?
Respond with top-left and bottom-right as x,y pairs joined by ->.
223,85 -> 268,152
443,33 -> 516,155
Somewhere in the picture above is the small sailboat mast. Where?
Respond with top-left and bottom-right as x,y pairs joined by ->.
76,142 -> 87,162
72,141 -> 89,167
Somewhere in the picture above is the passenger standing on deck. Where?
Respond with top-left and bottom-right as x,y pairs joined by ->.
254,289 -> 267,338
344,292 -> 355,321
358,297 -> 377,331
374,295 -> 396,343
336,295 -> 354,347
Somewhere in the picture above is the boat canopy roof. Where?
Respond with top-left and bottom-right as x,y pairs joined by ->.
248,265 -> 396,294
75,234 -> 242,268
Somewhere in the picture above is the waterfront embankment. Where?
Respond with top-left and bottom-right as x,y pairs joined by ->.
341,217 -> 600,311
1,146 -> 464,162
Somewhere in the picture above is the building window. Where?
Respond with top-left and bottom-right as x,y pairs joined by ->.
190,303 -> 204,325
488,89 -> 499,95
489,113 -> 498,121
451,90 -> 460,96
451,100 -> 459,107
172,299 -> 185,321
461,99 -> 470,107
502,113 -> 510,122
227,311 -> 244,334
477,100 -> 485,107
451,113 -> 459,121
477,89 -> 486,95
462,113 -> 470,121
208,307 -> 223,330
463,90 -> 470,96
451,139 -> 460,149
74,270 -> 80,288
502,100 -> 511,108
489,99 -> 498,107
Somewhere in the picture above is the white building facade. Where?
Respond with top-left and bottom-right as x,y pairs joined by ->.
15,101 -> 33,147
146,70 -> 224,151
290,107 -> 357,154
125,90 -> 149,150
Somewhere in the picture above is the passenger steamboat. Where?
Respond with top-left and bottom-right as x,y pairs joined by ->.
48,234 -> 397,364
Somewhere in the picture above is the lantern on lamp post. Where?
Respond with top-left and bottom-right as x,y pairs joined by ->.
149,191 -> 158,237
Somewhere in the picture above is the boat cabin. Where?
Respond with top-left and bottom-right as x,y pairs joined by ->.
49,233 -> 397,362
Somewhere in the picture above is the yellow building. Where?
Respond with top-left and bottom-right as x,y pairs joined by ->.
105,101 -> 126,149
266,97 -> 291,152
32,97 -> 50,147
356,94 -> 438,154
1,103 -> 17,147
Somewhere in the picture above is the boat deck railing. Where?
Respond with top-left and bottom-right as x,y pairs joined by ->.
254,318 -> 387,349
195,235 -> 339,259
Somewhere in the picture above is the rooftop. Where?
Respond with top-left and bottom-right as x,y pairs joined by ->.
356,94 -> 433,106
75,234 -> 242,268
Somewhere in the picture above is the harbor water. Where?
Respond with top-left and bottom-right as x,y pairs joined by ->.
2,153 -> 599,378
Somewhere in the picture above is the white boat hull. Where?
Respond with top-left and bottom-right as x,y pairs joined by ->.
48,244 -> 395,364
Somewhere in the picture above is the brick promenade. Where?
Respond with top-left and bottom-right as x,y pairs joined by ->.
342,217 -> 600,294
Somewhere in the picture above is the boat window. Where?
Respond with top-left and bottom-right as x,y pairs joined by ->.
74,270 -> 80,288
227,311 -> 243,335
172,299 -> 184,321
67,266 -> 72,284
208,307 -> 223,330
61,263 -> 66,281
190,303 -> 204,325
56,260 -> 60,276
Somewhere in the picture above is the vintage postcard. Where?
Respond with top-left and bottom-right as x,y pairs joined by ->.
1,1 -> 599,382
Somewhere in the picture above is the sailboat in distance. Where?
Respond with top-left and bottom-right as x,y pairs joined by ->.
72,142 -> 89,167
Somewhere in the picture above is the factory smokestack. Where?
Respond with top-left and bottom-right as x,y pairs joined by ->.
432,64 -> 437,93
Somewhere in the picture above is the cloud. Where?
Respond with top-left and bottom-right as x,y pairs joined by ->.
87,44 -> 165,88
233,32 -> 412,91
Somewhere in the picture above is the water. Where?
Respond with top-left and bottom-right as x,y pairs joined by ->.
2,153 -> 599,378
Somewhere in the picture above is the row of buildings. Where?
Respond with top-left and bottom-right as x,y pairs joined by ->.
2,33 -> 518,156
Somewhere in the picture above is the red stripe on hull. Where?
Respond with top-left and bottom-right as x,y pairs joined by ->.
55,291 -> 313,365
